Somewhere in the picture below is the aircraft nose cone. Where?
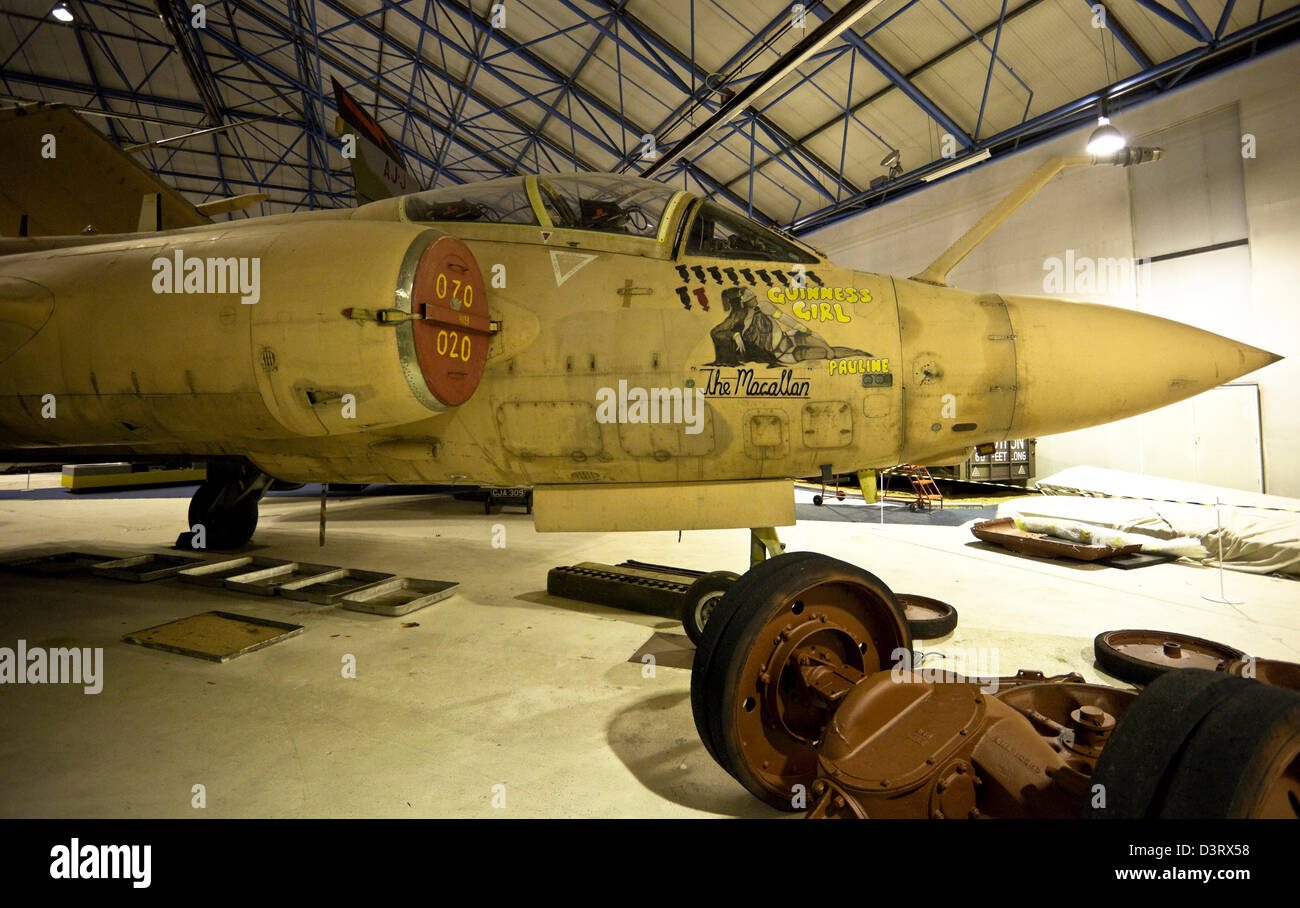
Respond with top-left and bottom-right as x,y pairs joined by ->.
1001,294 -> 1282,439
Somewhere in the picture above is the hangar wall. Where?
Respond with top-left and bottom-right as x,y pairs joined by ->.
808,44 -> 1300,497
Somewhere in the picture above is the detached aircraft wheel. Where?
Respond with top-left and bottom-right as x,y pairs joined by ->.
691,552 -> 823,768
1093,629 -> 1244,685
897,594 -> 958,639
681,571 -> 740,646
692,553 -> 910,810
1083,669 -> 1300,818
185,481 -> 259,550
1158,679 -> 1300,818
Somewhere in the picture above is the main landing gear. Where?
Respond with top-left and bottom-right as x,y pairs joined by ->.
680,527 -> 788,645
178,460 -> 273,551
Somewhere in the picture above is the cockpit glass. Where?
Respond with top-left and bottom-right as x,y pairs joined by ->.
685,200 -> 818,263
536,174 -> 678,238
403,177 -> 538,225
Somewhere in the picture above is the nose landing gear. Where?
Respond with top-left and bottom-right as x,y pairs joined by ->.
178,461 -> 273,551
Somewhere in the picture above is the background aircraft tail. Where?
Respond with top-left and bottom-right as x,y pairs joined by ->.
331,77 -> 412,205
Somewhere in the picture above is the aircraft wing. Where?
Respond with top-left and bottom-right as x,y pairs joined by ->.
0,103 -> 209,237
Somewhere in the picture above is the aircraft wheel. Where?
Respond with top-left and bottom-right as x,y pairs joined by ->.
681,571 -> 740,646
1093,629 -> 1244,685
1089,670 -> 1300,818
1157,678 -> 1300,818
812,494 -> 823,506
692,553 -> 910,810
184,481 -> 260,550
897,594 -> 959,639
691,552 -> 823,768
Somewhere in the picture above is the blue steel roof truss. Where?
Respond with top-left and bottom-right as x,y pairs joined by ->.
1,0 -> 1298,231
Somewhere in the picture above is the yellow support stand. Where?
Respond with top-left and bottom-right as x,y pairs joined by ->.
857,470 -> 878,504
750,527 -> 785,565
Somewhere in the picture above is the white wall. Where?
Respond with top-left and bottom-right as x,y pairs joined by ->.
808,44 -> 1300,496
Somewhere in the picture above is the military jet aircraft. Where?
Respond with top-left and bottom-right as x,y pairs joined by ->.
0,96 -> 1280,552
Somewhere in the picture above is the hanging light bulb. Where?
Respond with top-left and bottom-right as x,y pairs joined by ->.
1087,100 -> 1126,155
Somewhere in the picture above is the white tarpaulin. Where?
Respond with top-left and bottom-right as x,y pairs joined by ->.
1034,466 -> 1299,511
990,468 -> 1300,578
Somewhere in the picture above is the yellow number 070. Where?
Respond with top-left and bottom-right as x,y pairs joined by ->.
435,273 -> 473,309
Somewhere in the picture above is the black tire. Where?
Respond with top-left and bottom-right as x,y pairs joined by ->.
898,594 -> 958,639
1084,669 -> 1248,818
690,552 -> 823,768
681,571 -> 740,646
812,494 -> 823,506
186,481 -> 259,550
1094,630 -> 1244,686
1158,680 -> 1300,818
696,553 -> 910,809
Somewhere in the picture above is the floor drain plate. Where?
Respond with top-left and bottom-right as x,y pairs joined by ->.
124,611 -> 304,662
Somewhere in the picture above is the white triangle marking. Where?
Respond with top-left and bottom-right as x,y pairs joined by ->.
550,250 -> 597,287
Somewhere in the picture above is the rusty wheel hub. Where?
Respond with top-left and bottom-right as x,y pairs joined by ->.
760,617 -> 867,744
727,583 -> 894,805
693,553 -> 910,810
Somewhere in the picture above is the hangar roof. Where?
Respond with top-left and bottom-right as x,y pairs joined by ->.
3,0 -> 1299,235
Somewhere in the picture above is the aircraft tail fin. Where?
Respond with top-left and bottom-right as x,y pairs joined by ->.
332,77 -> 412,205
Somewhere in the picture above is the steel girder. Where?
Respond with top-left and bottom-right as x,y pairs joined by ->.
789,4 -> 1300,235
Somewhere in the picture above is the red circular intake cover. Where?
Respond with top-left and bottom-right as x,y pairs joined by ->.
410,235 -> 490,407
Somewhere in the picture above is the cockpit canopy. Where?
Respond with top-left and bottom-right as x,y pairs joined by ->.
684,200 -> 817,264
403,177 -> 537,226
402,173 -> 677,237
401,172 -> 818,263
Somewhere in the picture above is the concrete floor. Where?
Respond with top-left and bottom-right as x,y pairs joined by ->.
0,476 -> 1297,818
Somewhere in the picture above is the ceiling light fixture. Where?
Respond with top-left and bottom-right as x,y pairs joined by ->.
922,148 -> 992,182
880,148 -> 903,180
1087,100 -> 1126,155
51,3 -> 74,22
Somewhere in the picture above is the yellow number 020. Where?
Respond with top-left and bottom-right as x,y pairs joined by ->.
436,329 -> 472,362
